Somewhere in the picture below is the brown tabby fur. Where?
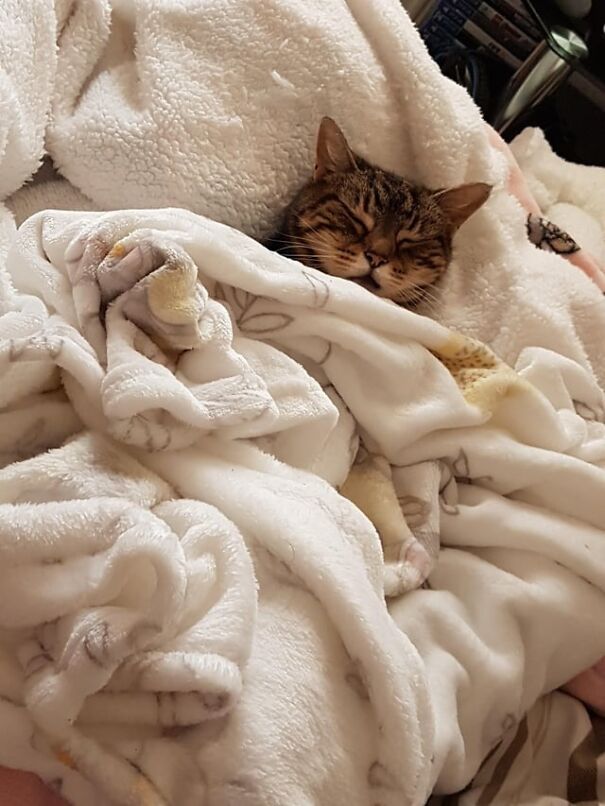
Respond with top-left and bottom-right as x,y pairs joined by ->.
267,118 -> 491,307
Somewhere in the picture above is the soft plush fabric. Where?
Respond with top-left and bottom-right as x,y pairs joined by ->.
489,126 -> 605,290
46,0 -> 493,239
0,203 -> 604,804
1,1 -> 605,804
0,0 -> 55,201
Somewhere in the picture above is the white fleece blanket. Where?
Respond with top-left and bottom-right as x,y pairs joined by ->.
511,126 -> 605,264
2,202 -> 605,806
46,0 -> 492,238
1,1 -> 605,805
2,207 -> 446,805
0,432 -> 256,805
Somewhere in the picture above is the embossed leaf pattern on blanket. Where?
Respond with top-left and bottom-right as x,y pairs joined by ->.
0,227 -> 286,455
574,399 -> 605,423
4,195 -> 605,806
214,282 -> 295,335
397,493 -> 439,562
397,495 -> 431,529
439,449 -> 493,516
300,269 -> 331,308
0,433 -> 256,804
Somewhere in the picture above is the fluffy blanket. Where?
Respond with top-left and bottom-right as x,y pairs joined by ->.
46,0 -> 493,238
1,200 -> 605,804
1,1 -> 605,805
430,692 -> 605,806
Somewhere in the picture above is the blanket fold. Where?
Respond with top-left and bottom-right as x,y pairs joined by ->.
2,0 -> 605,804
0,431 -> 257,805
1,199 -> 605,804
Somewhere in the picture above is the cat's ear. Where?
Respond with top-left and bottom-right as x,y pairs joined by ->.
314,117 -> 358,180
434,182 -> 492,229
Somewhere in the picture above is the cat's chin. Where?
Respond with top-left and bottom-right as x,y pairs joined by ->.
354,276 -> 381,292
354,276 -> 400,303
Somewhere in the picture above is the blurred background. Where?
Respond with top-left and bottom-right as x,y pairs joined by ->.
401,0 -> 605,165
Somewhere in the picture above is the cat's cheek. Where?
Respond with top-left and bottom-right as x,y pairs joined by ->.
341,253 -> 372,278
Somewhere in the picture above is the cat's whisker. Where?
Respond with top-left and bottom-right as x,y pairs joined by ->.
425,285 -> 443,303
280,247 -> 345,258
269,237 -> 347,260
296,221 -> 332,242
299,250 -> 356,265
270,235 -> 315,248
398,285 -> 436,308
423,297 -> 441,312
418,286 -> 441,306
282,254 -> 348,267
274,229 -> 312,241
273,230 -> 336,250
411,291 -> 441,316
266,118 -> 488,312
417,296 -> 440,315
277,252 -> 324,260
410,292 -> 426,304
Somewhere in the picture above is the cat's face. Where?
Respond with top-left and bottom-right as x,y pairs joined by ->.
282,118 -> 491,306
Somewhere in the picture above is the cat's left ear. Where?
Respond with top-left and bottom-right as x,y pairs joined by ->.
314,117 -> 358,180
434,182 -> 492,229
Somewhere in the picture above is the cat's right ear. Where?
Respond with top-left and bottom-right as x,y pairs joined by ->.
434,182 -> 492,229
314,118 -> 357,180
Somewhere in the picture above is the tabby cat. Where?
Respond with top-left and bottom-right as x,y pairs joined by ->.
268,118 -> 491,307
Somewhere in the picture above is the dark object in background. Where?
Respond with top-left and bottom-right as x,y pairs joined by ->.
418,0 -> 605,166
585,1 -> 605,79
422,0 -> 542,77
422,0 -> 588,135
492,23 -> 587,135
439,48 -> 506,119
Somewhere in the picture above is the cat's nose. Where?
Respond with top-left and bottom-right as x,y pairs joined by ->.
364,252 -> 388,269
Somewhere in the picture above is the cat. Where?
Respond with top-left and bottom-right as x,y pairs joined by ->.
267,117 -> 491,307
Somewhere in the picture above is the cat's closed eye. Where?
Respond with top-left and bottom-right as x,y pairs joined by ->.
320,201 -> 368,237
397,236 -> 434,248
335,208 -> 364,232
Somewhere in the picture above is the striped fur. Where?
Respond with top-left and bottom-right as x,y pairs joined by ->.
269,118 -> 491,308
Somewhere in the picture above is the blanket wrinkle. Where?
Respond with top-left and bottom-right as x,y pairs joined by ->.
0,432 -> 256,805
0,0 -> 56,200
2,201 -> 605,804
1,0 -> 605,804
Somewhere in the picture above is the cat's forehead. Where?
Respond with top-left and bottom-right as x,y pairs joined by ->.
340,170 -> 434,211
336,169 -> 409,200
337,170 -> 443,231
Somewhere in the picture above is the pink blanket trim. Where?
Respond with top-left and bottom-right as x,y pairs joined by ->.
487,123 -> 605,714
487,126 -> 605,292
